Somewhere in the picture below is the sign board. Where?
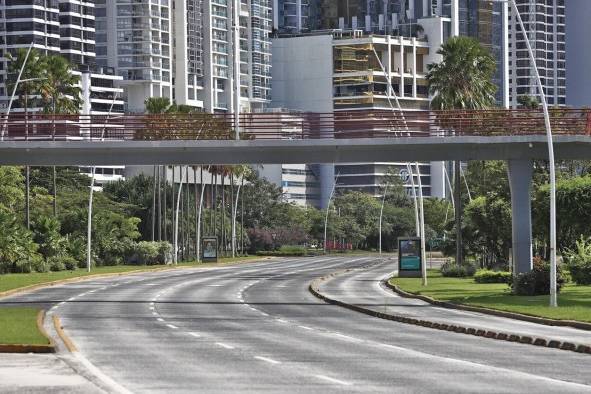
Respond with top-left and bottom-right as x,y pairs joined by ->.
202,236 -> 218,263
398,237 -> 422,278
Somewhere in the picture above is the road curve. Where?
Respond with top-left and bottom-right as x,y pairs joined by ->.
2,256 -> 591,393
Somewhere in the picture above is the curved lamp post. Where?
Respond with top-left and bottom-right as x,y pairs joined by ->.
492,0 -> 557,307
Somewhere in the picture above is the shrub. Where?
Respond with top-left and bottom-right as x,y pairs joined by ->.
440,260 -> 477,277
47,256 -> 66,272
474,269 -> 512,284
135,241 -> 158,265
511,256 -> 565,296
156,241 -> 172,264
256,245 -> 307,257
61,255 -> 78,271
563,237 -> 591,285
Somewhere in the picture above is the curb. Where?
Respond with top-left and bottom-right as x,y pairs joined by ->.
385,281 -> 591,331
0,257 -> 274,300
0,310 -> 56,353
53,315 -> 77,352
309,272 -> 591,356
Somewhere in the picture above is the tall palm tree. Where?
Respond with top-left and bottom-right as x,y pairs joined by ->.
427,36 -> 497,267
6,48 -> 46,229
39,55 -> 81,217
144,97 -> 172,242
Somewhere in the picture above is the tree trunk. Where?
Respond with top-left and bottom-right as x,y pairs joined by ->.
240,177 -> 244,255
163,166 -> 167,242
172,166 -> 176,244
454,160 -> 463,267
151,165 -> 156,241
221,175 -> 225,256
25,97 -> 30,230
196,167 -> 205,262
157,165 -> 162,241
52,166 -> 57,217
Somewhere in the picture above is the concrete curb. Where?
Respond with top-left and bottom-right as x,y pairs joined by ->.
308,272 -> 591,356
0,257 -> 274,300
0,310 -> 56,353
385,281 -> 591,331
53,315 -> 77,352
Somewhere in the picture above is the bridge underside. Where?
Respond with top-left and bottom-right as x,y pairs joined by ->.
0,135 -> 590,166
3,135 -> 588,274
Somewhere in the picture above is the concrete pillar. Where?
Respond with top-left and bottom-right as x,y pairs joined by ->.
507,159 -> 534,274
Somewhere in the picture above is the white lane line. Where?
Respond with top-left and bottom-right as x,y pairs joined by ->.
260,312 -> 269,316
188,332 -> 201,338
67,297 -> 77,301
254,356 -> 281,365
276,319 -> 287,323
166,324 -> 178,329
215,342 -> 235,350
314,375 -> 352,386
144,283 -> 159,286
207,284 -> 224,287
152,312 -> 158,316
298,325 -> 313,331
332,333 -> 360,342
87,290 -> 96,293
149,302 -> 154,306
149,307 -> 155,311
156,318 -> 164,322
50,305 -> 58,311
58,302 -> 66,306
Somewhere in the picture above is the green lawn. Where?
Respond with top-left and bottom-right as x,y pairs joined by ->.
0,256 -> 262,294
0,308 -> 49,345
390,270 -> 591,323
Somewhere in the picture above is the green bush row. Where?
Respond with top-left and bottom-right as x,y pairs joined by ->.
474,269 -> 512,284
256,245 -> 308,257
440,261 -> 477,277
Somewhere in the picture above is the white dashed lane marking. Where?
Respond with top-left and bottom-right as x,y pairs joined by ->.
254,356 -> 281,365
215,342 -> 235,350
314,375 -> 352,386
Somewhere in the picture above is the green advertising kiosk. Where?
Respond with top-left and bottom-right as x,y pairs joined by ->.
398,237 -> 422,278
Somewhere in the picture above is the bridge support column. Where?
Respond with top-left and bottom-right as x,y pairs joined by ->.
507,159 -> 534,274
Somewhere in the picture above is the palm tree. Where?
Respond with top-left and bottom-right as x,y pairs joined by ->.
427,36 -> 497,267
39,55 -> 81,217
144,97 -> 173,242
230,165 -> 252,257
6,48 -> 46,230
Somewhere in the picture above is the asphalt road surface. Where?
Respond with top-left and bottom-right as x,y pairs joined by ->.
2,256 -> 591,393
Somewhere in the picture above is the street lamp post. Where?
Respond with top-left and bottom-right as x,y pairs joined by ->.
323,173 -> 339,253
493,0 -> 557,306
378,183 -> 388,254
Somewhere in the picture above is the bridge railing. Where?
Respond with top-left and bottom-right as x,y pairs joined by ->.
0,109 -> 589,141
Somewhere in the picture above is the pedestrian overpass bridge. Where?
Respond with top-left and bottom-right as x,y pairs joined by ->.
2,108 -> 591,274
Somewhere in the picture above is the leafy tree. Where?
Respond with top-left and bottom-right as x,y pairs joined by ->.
463,196 -> 512,268
427,36 -> 497,110
533,175 -> 591,253
31,216 -> 68,259
0,211 -> 41,273
0,167 -> 24,212
517,95 -> 539,109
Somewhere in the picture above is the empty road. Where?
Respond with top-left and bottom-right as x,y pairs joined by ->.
2,256 -> 591,393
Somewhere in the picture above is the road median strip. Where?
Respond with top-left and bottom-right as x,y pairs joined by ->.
385,280 -> 591,331
0,257 -> 274,300
308,270 -> 591,355
0,310 -> 55,353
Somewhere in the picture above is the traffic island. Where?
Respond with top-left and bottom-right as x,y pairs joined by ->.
388,271 -> 591,330
309,270 -> 591,355
0,309 -> 55,353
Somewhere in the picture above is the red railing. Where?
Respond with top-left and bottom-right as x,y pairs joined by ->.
0,109 -> 589,141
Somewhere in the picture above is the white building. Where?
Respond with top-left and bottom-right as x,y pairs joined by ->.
96,0 -> 272,113
508,0 -> 566,107
566,0 -> 588,107
271,28 -> 449,207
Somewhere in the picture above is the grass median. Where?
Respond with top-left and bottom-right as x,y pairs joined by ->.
0,308 -> 49,345
0,256 -> 262,295
390,270 -> 591,323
